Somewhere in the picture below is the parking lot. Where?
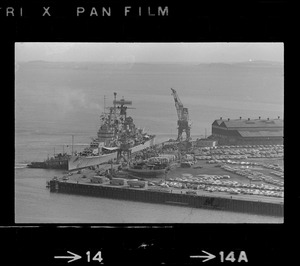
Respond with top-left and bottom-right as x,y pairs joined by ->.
194,144 -> 283,160
163,173 -> 283,199
163,144 -> 284,199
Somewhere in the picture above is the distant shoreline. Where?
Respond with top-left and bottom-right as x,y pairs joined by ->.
17,60 -> 283,66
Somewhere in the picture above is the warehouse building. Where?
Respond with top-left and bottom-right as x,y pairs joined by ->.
210,117 -> 283,145
195,139 -> 217,147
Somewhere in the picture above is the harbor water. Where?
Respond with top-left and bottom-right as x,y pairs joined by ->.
15,61 -> 284,223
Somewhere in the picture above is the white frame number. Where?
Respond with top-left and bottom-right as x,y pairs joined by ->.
219,251 -> 248,263
86,251 -> 103,263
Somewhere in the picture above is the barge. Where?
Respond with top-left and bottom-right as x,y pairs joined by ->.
49,178 -> 283,217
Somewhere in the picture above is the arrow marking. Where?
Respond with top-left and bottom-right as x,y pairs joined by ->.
54,251 -> 82,263
190,250 -> 216,262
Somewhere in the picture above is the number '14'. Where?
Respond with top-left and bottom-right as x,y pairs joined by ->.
86,251 -> 103,263
219,251 -> 248,262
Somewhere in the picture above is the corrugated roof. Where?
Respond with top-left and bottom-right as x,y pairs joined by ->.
212,119 -> 223,126
219,119 -> 283,128
238,130 -> 283,138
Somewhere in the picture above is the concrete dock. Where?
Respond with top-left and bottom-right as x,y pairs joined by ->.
49,144 -> 284,217
50,167 -> 283,217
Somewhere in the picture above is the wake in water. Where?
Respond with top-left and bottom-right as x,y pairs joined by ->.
15,163 -> 28,169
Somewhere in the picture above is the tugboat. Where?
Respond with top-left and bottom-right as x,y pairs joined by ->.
27,152 -> 70,170
68,92 -> 156,171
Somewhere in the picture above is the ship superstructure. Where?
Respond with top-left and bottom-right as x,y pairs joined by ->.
68,93 -> 155,170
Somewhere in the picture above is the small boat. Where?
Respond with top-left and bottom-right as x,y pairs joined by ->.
27,153 -> 70,170
126,162 -> 167,178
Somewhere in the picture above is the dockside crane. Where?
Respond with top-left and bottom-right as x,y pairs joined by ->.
171,88 -> 191,141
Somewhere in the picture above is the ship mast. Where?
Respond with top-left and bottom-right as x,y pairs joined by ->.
113,92 -> 117,122
71,135 -> 74,156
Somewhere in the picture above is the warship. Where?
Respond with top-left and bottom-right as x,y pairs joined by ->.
68,92 -> 155,171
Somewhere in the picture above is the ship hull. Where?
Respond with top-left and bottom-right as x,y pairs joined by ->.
27,161 -> 68,170
68,137 -> 155,171
126,168 -> 166,178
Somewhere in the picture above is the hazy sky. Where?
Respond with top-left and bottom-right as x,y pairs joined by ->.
15,43 -> 283,63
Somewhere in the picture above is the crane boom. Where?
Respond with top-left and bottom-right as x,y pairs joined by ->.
170,88 -> 191,141
171,88 -> 183,120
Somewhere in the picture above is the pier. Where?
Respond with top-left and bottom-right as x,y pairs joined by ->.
49,172 -> 283,217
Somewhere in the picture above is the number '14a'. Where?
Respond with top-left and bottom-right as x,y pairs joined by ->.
219,251 -> 248,262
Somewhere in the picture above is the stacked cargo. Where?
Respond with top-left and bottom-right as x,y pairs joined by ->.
91,175 -> 109,184
158,154 -> 177,162
147,187 -> 170,193
110,178 -> 127,186
127,180 -> 147,188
